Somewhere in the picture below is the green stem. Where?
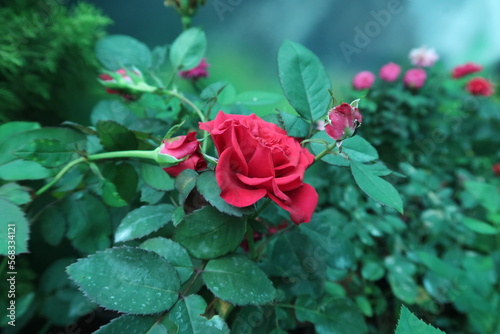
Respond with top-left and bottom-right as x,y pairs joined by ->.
252,198 -> 271,219
168,90 -> 206,122
313,141 -> 339,163
36,150 -> 157,196
246,220 -> 258,261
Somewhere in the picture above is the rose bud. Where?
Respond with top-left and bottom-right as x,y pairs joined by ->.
404,68 -> 427,89
159,132 -> 207,177
452,62 -> 483,79
179,58 -> 209,81
324,101 -> 363,141
409,46 -> 439,67
466,77 -> 494,96
379,62 -> 401,82
98,68 -> 154,100
352,71 -> 375,90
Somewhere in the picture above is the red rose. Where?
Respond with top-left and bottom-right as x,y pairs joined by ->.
492,163 -> 500,176
160,132 -> 207,177
466,77 -> 494,96
199,111 -> 318,224
325,103 -> 363,141
452,62 -> 482,79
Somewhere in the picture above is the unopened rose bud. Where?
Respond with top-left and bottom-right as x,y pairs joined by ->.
324,101 -> 363,141
179,58 -> 209,80
98,68 -> 154,100
159,132 -> 207,177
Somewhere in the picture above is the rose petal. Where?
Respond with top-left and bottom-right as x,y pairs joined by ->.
268,183 -> 318,224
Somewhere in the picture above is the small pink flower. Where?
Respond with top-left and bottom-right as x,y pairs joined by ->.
325,102 -> 363,141
409,46 -> 439,67
352,71 -> 375,90
466,77 -> 494,96
179,58 -> 209,80
452,62 -> 483,79
160,132 -> 207,177
379,62 -> 401,82
404,68 -> 427,89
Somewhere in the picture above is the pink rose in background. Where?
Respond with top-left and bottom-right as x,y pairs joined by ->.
325,102 -> 363,141
452,62 -> 483,79
409,46 -> 439,67
379,62 -> 401,82
404,68 -> 427,89
179,58 -> 210,80
160,132 -> 207,177
352,71 -> 375,90
466,77 -> 494,96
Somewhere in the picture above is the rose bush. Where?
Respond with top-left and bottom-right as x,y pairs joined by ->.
200,111 -> 318,224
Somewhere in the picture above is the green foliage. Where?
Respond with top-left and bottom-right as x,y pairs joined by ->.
0,0 -> 111,123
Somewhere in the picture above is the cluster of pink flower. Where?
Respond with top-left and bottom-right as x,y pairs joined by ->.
352,46 -> 495,96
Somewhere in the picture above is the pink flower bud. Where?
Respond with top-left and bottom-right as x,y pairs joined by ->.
160,132 -> 207,177
404,68 -> 427,89
324,102 -> 363,141
98,68 -> 143,100
352,71 -> 375,90
379,62 -> 401,82
179,58 -> 210,80
409,46 -> 439,67
466,77 -> 494,96
452,62 -> 483,79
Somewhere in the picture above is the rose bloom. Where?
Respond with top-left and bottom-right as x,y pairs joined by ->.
179,58 -> 209,80
493,163 -> 500,176
452,62 -> 483,79
200,111 -> 318,224
99,68 -> 139,100
352,71 -> 375,90
325,103 -> 363,141
404,68 -> 427,89
466,77 -> 494,96
160,132 -> 207,177
379,62 -> 401,82
409,46 -> 439,67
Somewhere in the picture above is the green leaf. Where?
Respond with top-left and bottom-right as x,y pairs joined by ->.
200,81 -> 229,101
91,100 -> 138,127
94,315 -> 168,334
278,40 -> 331,121
277,110 -> 310,138
294,296 -> 368,334
416,251 -> 462,280
109,162 -> 138,202
101,179 -> 128,207
140,237 -> 194,284
196,171 -> 253,217
0,198 -> 29,255
67,247 -> 180,314
0,121 -> 40,142
361,261 -> 385,281
167,294 -> 230,333
464,181 -> 500,213
175,169 -> 199,205
96,120 -> 139,151
64,192 -> 112,253
95,35 -> 152,70
388,272 -> 418,304
0,183 -> 31,205
16,138 -> 74,168
234,91 -> 282,106
395,306 -> 445,334
170,28 -> 207,70
462,217 -> 498,235
40,207 -> 66,246
174,206 -> 246,259
203,255 -> 276,305
342,136 -> 379,162
0,159 -> 51,181
141,163 -> 175,191
115,204 -> 175,243
350,160 -> 403,214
